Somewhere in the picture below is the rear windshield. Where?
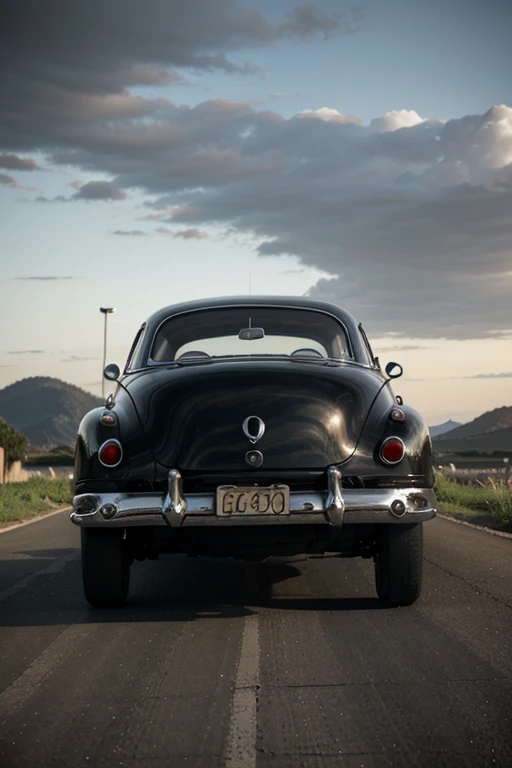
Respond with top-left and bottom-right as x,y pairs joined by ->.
149,307 -> 352,363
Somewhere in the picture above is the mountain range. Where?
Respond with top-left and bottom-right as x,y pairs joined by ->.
432,406 -> 512,454
429,420 -> 461,438
0,377 -> 102,447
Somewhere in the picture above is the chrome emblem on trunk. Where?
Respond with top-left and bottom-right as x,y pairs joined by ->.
242,415 -> 265,444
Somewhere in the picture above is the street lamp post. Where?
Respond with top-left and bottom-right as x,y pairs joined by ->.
100,307 -> 116,398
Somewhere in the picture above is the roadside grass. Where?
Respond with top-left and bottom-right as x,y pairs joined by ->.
435,473 -> 512,527
0,477 -> 73,524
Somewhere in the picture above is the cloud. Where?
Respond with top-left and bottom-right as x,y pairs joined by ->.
35,180 -> 126,203
8,99 -> 512,339
0,153 -> 41,170
375,345 -> 438,354
112,229 -> 147,236
369,110 -> 427,133
72,181 -> 126,201
7,350 -> 45,355
13,276 -> 76,280
172,228 -> 209,240
278,5 -> 365,39
134,103 -> 512,339
484,329 -> 512,337
154,227 -> 173,235
0,1 -> 363,157
0,172 -> 19,188
0,3 -> 510,341
298,107 -> 362,125
61,356 -> 98,363
466,372 -> 512,379
0,170 -> 39,192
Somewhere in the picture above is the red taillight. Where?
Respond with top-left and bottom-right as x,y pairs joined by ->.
98,439 -> 123,467
380,437 -> 405,465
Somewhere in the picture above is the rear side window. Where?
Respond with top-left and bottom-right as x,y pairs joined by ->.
125,326 -> 145,371
359,324 -> 377,366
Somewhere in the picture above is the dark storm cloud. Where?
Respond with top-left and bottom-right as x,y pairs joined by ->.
0,1 -> 362,152
0,154 -> 41,170
5,95 -> 512,338
72,181 -> 126,201
0,2 -> 510,340
133,105 -> 512,339
35,180 -> 126,202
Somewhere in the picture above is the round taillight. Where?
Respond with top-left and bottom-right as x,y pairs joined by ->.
380,437 -> 405,465
98,439 -> 123,467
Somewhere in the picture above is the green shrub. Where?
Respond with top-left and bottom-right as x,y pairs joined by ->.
435,473 -> 512,525
0,418 -> 28,465
0,476 -> 73,523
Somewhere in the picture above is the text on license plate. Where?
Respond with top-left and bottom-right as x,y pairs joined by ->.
216,485 -> 290,516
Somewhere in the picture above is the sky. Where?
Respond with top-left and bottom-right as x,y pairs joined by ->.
1,0 -> 511,425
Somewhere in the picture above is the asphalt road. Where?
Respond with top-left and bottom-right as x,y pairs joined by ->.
0,512 -> 511,768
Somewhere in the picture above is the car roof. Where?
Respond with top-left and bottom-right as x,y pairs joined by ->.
146,296 -> 359,331
132,296 -> 371,367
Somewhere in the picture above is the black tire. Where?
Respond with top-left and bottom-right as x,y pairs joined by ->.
374,523 -> 423,606
81,528 -> 130,607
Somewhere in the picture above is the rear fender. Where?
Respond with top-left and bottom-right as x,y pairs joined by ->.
340,385 -> 434,485
74,393 -> 155,492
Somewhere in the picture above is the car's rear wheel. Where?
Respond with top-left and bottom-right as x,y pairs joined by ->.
374,523 -> 423,606
81,528 -> 130,607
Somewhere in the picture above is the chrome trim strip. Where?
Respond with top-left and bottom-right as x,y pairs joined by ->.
325,466 -> 344,525
71,483 -> 437,528
162,469 -> 187,525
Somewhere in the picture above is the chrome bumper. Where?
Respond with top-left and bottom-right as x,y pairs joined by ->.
71,467 -> 437,528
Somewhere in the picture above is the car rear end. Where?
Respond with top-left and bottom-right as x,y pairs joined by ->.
71,298 -> 437,607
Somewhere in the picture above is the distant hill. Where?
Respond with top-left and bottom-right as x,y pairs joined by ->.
435,406 -> 512,442
429,420 -> 462,438
0,377 -> 102,447
433,425 -> 512,454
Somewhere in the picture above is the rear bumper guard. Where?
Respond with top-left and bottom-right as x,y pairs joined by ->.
70,467 -> 437,528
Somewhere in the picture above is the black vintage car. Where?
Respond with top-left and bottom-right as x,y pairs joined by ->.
71,297 -> 437,607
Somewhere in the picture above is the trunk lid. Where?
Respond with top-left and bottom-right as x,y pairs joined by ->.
125,361 -> 386,471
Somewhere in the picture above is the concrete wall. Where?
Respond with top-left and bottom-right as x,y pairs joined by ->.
0,450 -> 69,483
3,460 -> 31,483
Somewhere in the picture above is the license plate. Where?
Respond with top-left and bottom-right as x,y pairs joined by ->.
216,485 -> 290,516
